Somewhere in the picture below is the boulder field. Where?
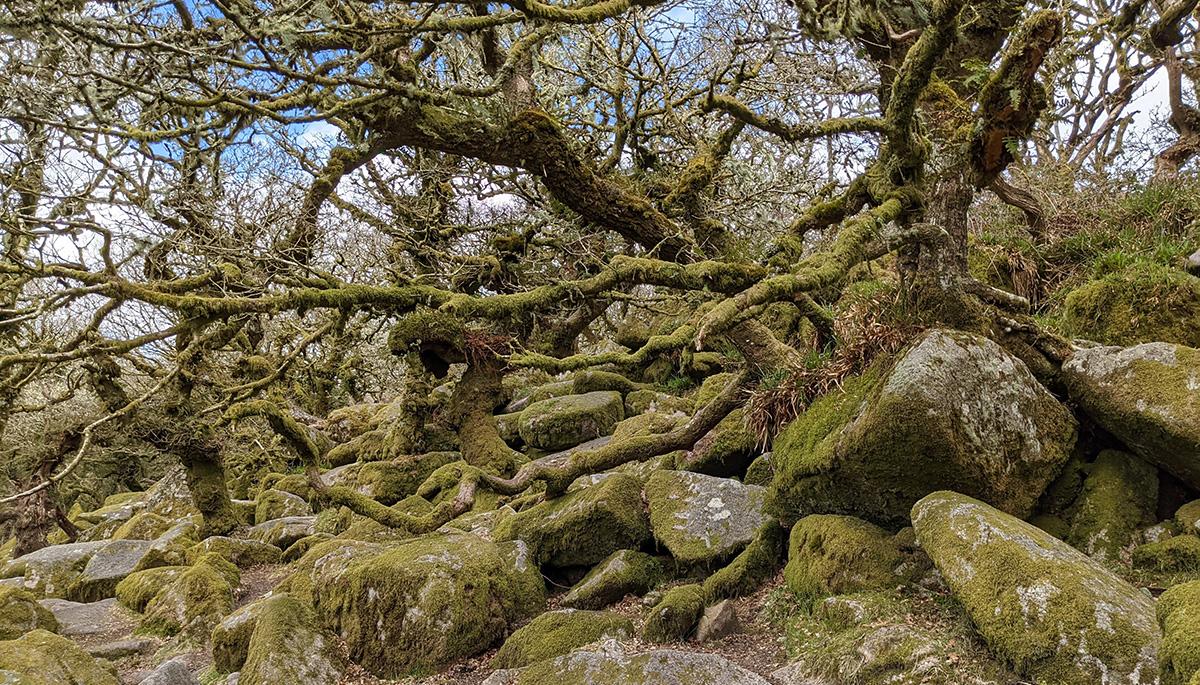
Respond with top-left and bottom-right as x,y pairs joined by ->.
1,331 -> 1198,684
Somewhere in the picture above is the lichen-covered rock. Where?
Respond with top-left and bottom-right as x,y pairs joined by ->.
777,330 -> 1077,528
645,471 -> 767,566
0,629 -> 120,685
497,539 -> 547,619
139,553 -> 239,638
491,610 -> 634,669
526,379 -> 574,405
211,597 -> 266,673
139,660 -> 200,685
518,391 -> 624,452
67,539 -> 158,602
1062,343 -> 1200,489
774,624 -> 942,685
185,537 -> 281,567
495,411 -> 523,447
37,598 -> 134,638
275,538 -> 382,607
494,473 -> 650,567
248,516 -> 316,551
4,542 -> 106,599
912,491 -> 1160,685
239,594 -> 346,685
143,466 -> 200,519
561,550 -> 662,610
624,390 -> 694,417
115,566 -> 188,612
703,520 -> 785,602
504,639 -> 769,684
0,587 -> 57,640
1066,450 -> 1158,563
784,515 -> 916,596
253,490 -> 311,525
1157,580 -> 1200,685
111,512 -> 173,542
310,532 -> 541,677
1132,535 -> 1200,572
1064,263 -> 1200,347
641,584 -> 704,643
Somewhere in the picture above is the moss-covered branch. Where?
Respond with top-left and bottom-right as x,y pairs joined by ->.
704,95 -> 894,143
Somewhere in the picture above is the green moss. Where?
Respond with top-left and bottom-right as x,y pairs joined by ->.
675,407 -> 757,478
253,489 -> 311,525
1158,580 -> 1200,685
572,370 -> 642,396
139,553 -> 238,638
240,594 -> 347,685
518,391 -> 625,452
312,533 -> 536,677
703,520 -> 785,603
275,538 -> 381,607
110,512 -> 172,541
350,452 -> 458,505
526,379 -> 574,404
692,372 -> 737,408
743,454 -> 773,486
0,629 -> 120,685
611,412 -> 687,443
785,515 -> 910,596
0,587 -> 58,640
281,534 -> 332,563
624,390 -> 695,417
642,584 -> 704,642
1066,450 -> 1158,563
1133,535 -> 1200,572
212,599 -> 264,673
1177,500 -> 1200,535
185,537 -> 281,567
493,473 -> 650,567
115,566 -> 188,612
1027,514 -> 1069,540
387,310 -> 464,355
913,491 -> 1159,685
562,549 -> 662,610
1064,263 -> 1200,346
491,610 -> 634,669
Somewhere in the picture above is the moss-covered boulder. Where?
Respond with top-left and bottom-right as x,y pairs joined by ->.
1178,500 -> 1200,535
572,370 -> 642,396
3,542 -> 106,599
253,489 -> 312,525
1158,580 -> 1200,685
784,515 -> 919,596
492,610 -> 634,669
674,407 -> 759,478
642,584 -> 704,643
507,639 -> 768,684
561,550 -> 662,610
771,329 -> 1078,528
139,553 -> 239,638
624,390 -> 694,417
0,629 -> 120,685
1064,263 -> 1200,347
494,473 -> 650,567
518,391 -> 624,452
248,516 -> 316,551
1132,535 -> 1200,572
0,587 -> 57,640
703,520 -> 785,602
495,411 -> 523,447
311,532 -> 541,677
323,451 -> 459,506
211,597 -> 265,673
67,539 -> 158,602
912,491 -> 1159,685
114,566 -> 188,612
1066,450 -> 1159,563
111,512 -> 173,541
142,465 -> 200,520
646,471 -> 767,566
742,453 -> 773,486
610,411 -> 688,443
239,593 -> 347,685
527,379 -> 575,405
185,537 -> 281,567
1062,342 -> 1200,489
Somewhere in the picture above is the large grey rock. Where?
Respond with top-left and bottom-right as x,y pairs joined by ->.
143,466 -> 200,519
248,517 -> 316,551
140,660 -> 201,685
253,490 -> 311,525
912,491 -> 1159,685
4,542 -> 106,598
38,597 -> 136,637
493,473 -> 650,567
645,470 -> 767,565
238,594 -> 346,685
1062,342 -> 1200,488
770,329 -> 1078,528
87,637 -> 158,659
561,550 -> 661,610
68,539 -> 156,602
518,391 -> 624,451
0,629 -> 120,684
505,639 -> 770,684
